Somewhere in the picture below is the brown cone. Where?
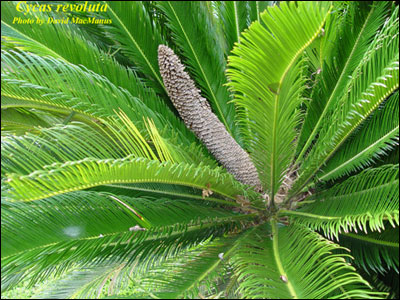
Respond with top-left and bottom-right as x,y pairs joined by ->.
158,45 -> 261,190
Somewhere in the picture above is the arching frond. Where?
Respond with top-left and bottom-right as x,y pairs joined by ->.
292,5 -> 399,195
285,165 -> 399,239
1,107 -> 61,135
226,2 -> 330,198
215,1 -> 249,53
4,154 -> 257,203
296,2 -> 391,162
2,191 -> 239,260
339,226 -> 399,274
98,182 -> 232,208
125,234 -> 242,299
1,115 -> 196,178
156,1 -> 240,141
230,221 -> 384,299
1,50 -> 200,148
2,193 -> 250,291
317,91 -> 399,182
1,50 -> 145,120
1,2 -> 159,101
102,1 -> 167,95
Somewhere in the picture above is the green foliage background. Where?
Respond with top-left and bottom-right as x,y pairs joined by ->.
1,1 -> 399,299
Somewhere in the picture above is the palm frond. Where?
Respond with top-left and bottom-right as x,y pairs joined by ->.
1,118 -> 169,177
100,182 -> 230,207
102,1 -> 167,95
1,50 -> 143,120
292,5 -> 399,195
230,221 -> 384,299
156,1 -> 240,141
247,1 -> 274,24
1,50 -> 200,148
4,154 -> 256,203
285,165 -> 399,239
226,2 -> 330,198
1,2 -> 154,100
215,1 -> 249,52
2,194 -> 250,291
339,226 -> 399,274
125,234 -> 242,299
1,107 -> 60,135
317,91 -> 399,182
33,262 -> 125,299
296,2 -> 391,162
2,190 -> 239,260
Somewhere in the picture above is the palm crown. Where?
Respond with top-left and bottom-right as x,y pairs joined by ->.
1,1 -> 399,299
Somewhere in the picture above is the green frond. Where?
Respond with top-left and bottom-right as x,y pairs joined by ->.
247,1 -> 274,24
1,2 -> 154,100
1,50 -> 142,120
230,221 -> 384,299
2,123 -> 115,177
33,262 -> 126,299
1,50 -> 201,149
292,5 -> 399,195
215,1 -> 249,52
1,107 -> 61,135
1,120 -> 220,204
339,226 -> 399,274
286,165 -> 399,239
317,91 -> 399,182
2,192 -> 250,291
359,268 -> 399,299
102,1 -> 167,95
296,2 -> 391,163
101,182 -> 229,207
2,190 -> 239,260
4,153 -> 254,202
226,2 -> 330,197
156,1 -> 240,141
1,119 -> 161,177
125,234 -> 242,299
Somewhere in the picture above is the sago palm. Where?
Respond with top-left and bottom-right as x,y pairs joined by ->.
1,1 -> 399,299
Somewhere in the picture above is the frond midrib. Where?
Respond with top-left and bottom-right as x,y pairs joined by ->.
279,209 -> 398,221
271,219 -> 298,299
1,93 -> 105,125
317,126 -> 399,182
233,2 -> 240,43
105,183 -> 241,207
8,177 -> 238,203
270,10 -> 329,201
293,81 -> 399,196
342,232 -> 399,248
